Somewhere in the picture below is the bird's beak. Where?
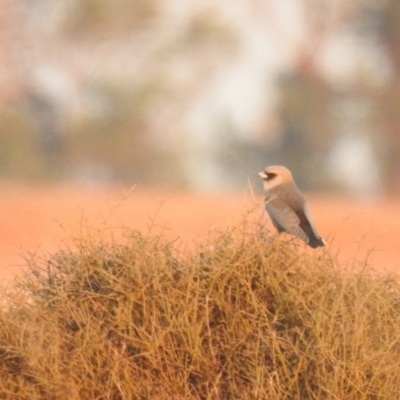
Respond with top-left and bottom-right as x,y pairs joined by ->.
257,172 -> 267,179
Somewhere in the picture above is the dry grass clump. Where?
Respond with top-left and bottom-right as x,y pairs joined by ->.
0,218 -> 400,399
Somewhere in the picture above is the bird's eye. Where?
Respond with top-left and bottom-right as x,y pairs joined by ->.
266,173 -> 276,180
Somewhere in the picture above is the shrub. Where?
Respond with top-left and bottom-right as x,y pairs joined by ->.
0,217 -> 400,399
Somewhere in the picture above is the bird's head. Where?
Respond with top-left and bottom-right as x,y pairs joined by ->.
256,165 -> 294,190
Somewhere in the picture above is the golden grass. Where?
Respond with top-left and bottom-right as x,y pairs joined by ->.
1,214 -> 400,399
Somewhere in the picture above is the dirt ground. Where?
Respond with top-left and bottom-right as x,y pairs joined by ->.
0,183 -> 399,282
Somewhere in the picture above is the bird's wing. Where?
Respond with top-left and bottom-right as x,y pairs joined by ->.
300,205 -> 324,240
266,202 -> 309,243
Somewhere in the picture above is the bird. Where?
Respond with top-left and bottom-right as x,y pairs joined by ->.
257,165 -> 325,249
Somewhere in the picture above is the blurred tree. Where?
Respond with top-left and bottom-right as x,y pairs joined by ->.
4,0 -> 400,194
26,89 -> 67,177
374,0 -> 400,193
64,0 -> 158,35
273,0 -> 336,190
275,72 -> 333,190
274,0 -> 398,194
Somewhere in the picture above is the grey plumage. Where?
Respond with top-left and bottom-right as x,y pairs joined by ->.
257,166 -> 325,249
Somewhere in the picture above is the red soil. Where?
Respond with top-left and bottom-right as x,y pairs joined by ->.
0,184 -> 399,282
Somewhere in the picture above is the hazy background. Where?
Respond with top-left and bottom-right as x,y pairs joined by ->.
2,0 -> 400,196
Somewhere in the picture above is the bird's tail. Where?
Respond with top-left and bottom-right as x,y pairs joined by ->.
308,236 -> 325,249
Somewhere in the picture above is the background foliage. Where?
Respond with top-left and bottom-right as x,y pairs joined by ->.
1,0 -> 400,193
